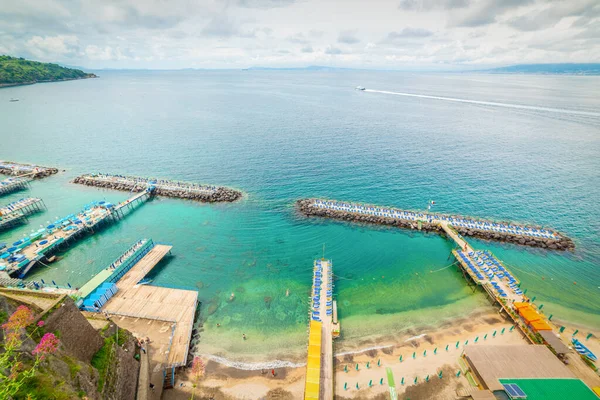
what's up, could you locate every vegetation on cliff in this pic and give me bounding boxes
[0,55,96,85]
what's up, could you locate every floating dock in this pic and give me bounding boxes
[304,259,338,400]
[73,173,242,203]
[0,178,29,196]
[0,189,153,278]
[297,199,574,251]
[0,161,58,179]
[0,198,46,231]
[77,239,198,378]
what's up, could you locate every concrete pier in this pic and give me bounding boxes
[304,259,336,400]
[0,197,46,231]
[73,173,242,203]
[0,161,58,179]
[297,199,574,251]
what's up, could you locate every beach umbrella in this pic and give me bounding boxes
[445,345,449,351]
[586,333,593,340]
[366,361,370,369]
[355,363,359,371]
[368,380,372,387]
[456,371,461,377]
[573,329,579,336]
[380,378,383,385]
[493,330,497,337]
[559,326,565,333]
[455,341,459,348]
[538,304,544,310]
[434,347,437,355]
[548,314,553,321]
[401,377,404,385]
[377,359,381,367]
[464,340,468,346]
[426,375,429,382]
[414,377,418,384]
[399,355,403,362]
[438,371,443,379]
[474,336,479,343]
[344,365,348,373]
[412,351,416,359]
[423,350,427,357]
[344,382,347,390]
[356,383,359,389]
[484,334,488,340]
[501,328,506,335]
[509,326,515,332]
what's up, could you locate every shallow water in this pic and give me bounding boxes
[1,70,599,362]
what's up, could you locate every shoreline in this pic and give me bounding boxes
[0,75,98,89]
[165,305,526,400]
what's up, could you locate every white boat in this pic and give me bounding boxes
[355,86,365,91]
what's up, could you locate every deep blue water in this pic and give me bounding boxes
[1,70,599,360]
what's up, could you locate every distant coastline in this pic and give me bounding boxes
[0,75,97,88]
[0,55,98,88]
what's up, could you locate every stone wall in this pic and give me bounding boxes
[42,297,104,363]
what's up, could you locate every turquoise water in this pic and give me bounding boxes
[1,71,599,362]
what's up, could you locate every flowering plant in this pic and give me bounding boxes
[0,306,60,398]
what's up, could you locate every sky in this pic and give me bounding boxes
[0,0,599,69]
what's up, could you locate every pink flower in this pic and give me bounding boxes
[32,333,60,360]
[37,320,45,327]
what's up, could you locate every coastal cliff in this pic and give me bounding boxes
[0,55,97,87]
[297,199,575,251]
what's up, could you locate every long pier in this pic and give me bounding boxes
[304,259,338,400]
[0,189,153,278]
[0,198,46,231]
[0,161,58,179]
[297,199,574,251]
[0,178,29,196]
[73,173,242,203]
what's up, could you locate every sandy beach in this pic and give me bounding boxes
[163,305,533,400]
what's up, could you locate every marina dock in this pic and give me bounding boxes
[0,198,46,231]
[73,173,242,203]
[0,178,29,196]
[77,239,198,383]
[0,189,153,278]
[304,259,339,400]
[297,199,574,250]
[0,161,59,179]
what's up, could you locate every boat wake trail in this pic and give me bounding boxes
[365,89,600,117]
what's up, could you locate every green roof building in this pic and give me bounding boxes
[498,378,599,400]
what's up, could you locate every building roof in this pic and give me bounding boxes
[464,345,574,391]
[539,330,570,354]
[498,378,598,400]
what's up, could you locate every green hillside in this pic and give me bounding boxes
[0,55,96,85]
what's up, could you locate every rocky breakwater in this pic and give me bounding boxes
[73,174,242,203]
[0,160,59,178]
[296,199,575,251]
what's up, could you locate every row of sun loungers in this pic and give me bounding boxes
[312,199,557,239]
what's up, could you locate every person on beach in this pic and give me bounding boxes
[242,333,247,340]
[271,369,276,377]
[286,288,290,297]
[216,323,221,327]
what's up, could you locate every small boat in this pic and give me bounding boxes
[355,86,366,91]
[9,98,19,102]
[46,255,57,263]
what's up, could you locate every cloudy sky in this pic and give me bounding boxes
[1,0,599,69]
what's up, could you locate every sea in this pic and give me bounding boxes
[1,70,599,367]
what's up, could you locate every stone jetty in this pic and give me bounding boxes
[0,161,59,178]
[73,173,242,203]
[297,199,575,251]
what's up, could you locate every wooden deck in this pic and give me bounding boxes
[102,245,197,367]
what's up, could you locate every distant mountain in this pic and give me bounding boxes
[0,55,97,86]
[244,65,354,71]
[484,63,600,75]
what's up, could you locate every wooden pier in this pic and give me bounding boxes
[100,244,198,368]
[0,178,29,196]
[297,198,574,250]
[0,198,46,232]
[0,161,58,179]
[304,259,337,400]
[73,173,242,203]
[1,191,152,278]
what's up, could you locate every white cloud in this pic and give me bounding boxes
[0,0,598,68]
